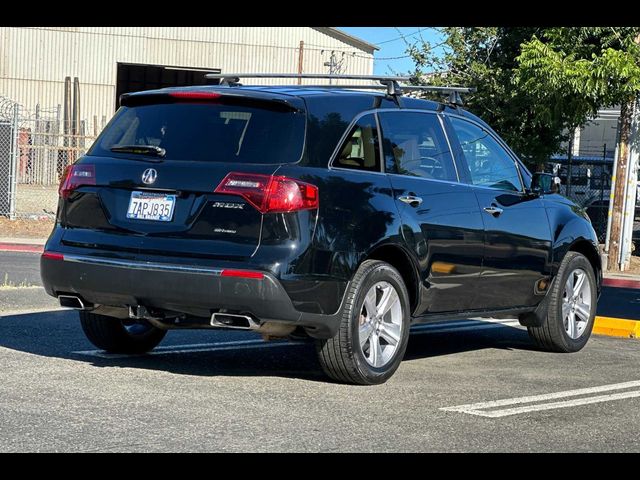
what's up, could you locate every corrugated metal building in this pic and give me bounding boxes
[0,27,376,130]
[0,27,375,219]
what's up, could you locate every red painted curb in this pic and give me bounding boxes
[0,243,44,254]
[603,277,640,290]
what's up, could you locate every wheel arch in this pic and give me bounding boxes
[520,238,601,328]
[568,238,602,284]
[546,205,602,289]
[366,243,420,315]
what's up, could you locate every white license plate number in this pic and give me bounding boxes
[126,191,176,222]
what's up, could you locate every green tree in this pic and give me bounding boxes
[409,28,555,168]
[516,28,640,110]
[516,27,640,271]
[408,27,640,169]
[409,27,640,271]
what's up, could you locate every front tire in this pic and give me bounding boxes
[79,311,167,353]
[528,252,597,352]
[316,260,410,385]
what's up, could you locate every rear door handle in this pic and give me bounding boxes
[398,195,423,207]
[483,206,504,217]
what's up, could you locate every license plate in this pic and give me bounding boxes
[126,191,176,222]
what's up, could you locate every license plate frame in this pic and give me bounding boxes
[126,191,176,222]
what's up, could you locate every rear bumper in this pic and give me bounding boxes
[41,252,344,338]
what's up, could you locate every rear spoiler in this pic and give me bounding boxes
[119,89,304,113]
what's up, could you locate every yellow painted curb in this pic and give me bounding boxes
[593,316,640,339]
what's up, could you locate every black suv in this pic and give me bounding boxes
[41,80,601,385]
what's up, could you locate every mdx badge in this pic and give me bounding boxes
[141,168,157,185]
[212,202,245,209]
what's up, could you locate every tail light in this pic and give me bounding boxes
[58,164,96,199]
[42,251,64,261]
[220,269,264,279]
[215,172,319,214]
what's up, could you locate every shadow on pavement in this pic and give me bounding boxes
[405,323,537,361]
[0,309,537,382]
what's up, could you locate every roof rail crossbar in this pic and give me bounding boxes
[203,73,475,104]
[205,73,412,95]
[205,73,413,82]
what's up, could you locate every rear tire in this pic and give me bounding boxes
[315,260,410,385]
[79,311,167,353]
[528,252,597,352]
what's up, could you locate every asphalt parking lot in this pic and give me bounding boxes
[2,251,640,452]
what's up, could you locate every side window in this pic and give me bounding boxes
[334,114,381,172]
[378,112,457,182]
[450,117,522,192]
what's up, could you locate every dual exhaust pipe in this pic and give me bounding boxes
[58,296,265,333]
[58,295,260,331]
[58,294,90,310]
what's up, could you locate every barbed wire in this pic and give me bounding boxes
[0,96,18,122]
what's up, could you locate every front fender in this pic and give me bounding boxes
[544,196,600,275]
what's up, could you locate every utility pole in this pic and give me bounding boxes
[605,34,640,272]
[323,51,337,85]
[607,99,639,271]
[297,41,304,85]
[607,101,632,271]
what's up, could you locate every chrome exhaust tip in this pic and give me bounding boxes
[210,312,260,330]
[58,295,87,310]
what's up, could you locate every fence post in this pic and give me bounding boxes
[566,135,573,198]
[9,103,19,220]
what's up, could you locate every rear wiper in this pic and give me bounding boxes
[110,145,166,158]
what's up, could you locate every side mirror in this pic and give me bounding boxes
[532,172,560,194]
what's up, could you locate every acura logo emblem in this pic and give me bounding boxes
[141,168,157,185]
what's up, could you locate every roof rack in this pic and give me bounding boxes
[203,73,475,105]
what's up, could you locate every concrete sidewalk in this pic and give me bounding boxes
[0,237,45,254]
[0,237,46,245]
[603,274,640,289]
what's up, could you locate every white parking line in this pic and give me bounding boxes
[441,380,640,417]
[72,318,522,359]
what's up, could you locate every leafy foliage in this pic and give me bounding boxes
[408,27,640,168]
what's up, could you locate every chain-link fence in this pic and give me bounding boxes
[548,145,631,244]
[0,96,98,220]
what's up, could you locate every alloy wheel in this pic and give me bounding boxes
[358,281,404,368]
[562,268,592,339]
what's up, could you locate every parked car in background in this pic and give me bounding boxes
[547,156,640,241]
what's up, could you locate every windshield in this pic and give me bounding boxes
[89,102,305,164]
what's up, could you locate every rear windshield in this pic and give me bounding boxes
[88,102,305,164]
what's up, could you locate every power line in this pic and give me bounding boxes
[372,54,414,61]
[376,28,430,46]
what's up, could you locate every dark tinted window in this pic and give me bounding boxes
[304,95,377,166]
[334,114,380,172]
[450,117,522,192]
[379,112,457,181]
[89,103,305,164]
